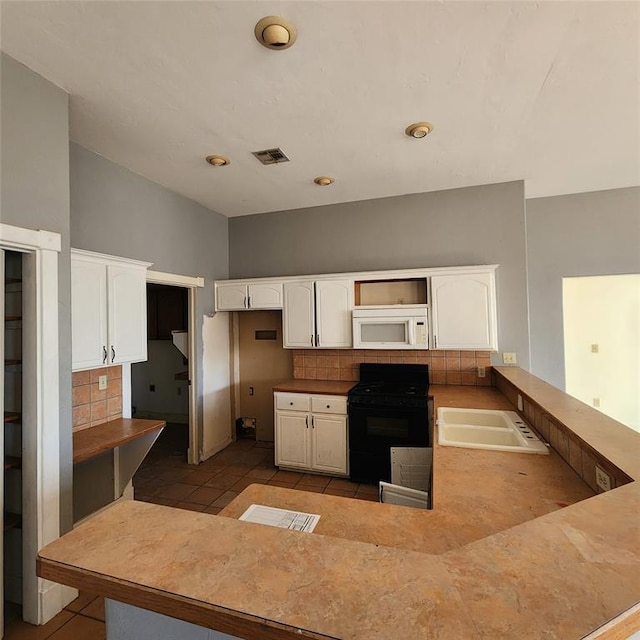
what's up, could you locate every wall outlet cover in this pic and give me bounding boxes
[502,352,517,364]
[98,375,107,391]
[477,366,486,378]
[595,465,612,492]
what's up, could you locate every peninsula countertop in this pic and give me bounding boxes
[38,375,640,640]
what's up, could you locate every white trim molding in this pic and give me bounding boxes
[1,223,65,624]
[147,269,204,288]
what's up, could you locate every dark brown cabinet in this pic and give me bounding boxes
[147,284,187,340]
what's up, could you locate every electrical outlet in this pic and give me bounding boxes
[98,375,107,391]
[249,386,254,396]
[517,394,523,411]
[593,397,600,408]
[149,384,155,392]
[502,352,517,364]
[595,465,611,492]
[477,366,486,378]
[591,344,599,353]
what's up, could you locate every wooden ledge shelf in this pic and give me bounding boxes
[73,418,165,464]
[4,412,21,424]
[4,456,22,471]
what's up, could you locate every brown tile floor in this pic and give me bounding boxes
[5,429,377,638]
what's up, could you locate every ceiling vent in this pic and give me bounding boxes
[252,148,290,165]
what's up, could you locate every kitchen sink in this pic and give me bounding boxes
[437,408,549,454]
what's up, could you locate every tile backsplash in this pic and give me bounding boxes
[292,349,491,385]
[72,366,123,431]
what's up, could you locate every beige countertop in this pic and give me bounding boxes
[38,373,640,640]
[272,379,355,395]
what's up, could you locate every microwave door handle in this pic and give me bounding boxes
[408,321,416,346]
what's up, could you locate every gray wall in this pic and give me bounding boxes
[70,143,228,447]
[526,187,640,389]
[229,181,529,368]
[0,54,74,532]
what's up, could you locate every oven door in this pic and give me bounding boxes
[348,403,430,452]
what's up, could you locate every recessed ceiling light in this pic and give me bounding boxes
[205,155,230,167]
[405,122,434,139]
[314,176,334,186]
[254,16,297,50]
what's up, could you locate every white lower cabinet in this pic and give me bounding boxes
[274,392,348,476]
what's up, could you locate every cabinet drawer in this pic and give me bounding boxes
[311,395,347,415]
[276,393,310,412]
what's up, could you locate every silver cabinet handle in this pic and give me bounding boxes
[326,404,330,409]
[305,415,309,428]
[316,334,320,347]
[247,296,251,309]
[310,335,314,347]
[103,346,108,364]
[311,416,315,428]
[434,335,438,349]
[111,346,115,363]
[243,295,247,308]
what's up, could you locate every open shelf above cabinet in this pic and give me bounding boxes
[354,278,428,307]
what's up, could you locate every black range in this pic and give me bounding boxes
[348,363,432,484]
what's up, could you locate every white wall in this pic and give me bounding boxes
[563,274,640,431]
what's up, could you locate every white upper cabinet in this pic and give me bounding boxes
[283,279,353,349]
[216,281,282,310]
[107,264,148,364]
[71,250,152,371]
[283,281,315,348]
[71,258,109,370]
[216,283,248,311]
[315,279,353,348]
[431,272,497,350]
[248,282,282,309]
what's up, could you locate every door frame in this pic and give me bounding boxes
[145,270,204,465]
[0,223,64,625]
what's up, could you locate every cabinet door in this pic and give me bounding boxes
[216,283,247,311]
[431,273,497,350]
[283,281,315,348]
[311,414,348,475]
[107,265,148,364]
[248,282,282,309]
[275,411,310,469]
[71,257,108,370]
[315,279,353,348]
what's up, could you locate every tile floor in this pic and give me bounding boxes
[5,425,377,638]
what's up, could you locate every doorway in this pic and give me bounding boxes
[236,311,292,442]
[563,274,640,431]
[131,283,191,462]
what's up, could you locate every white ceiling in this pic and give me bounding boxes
[1,1,638,217]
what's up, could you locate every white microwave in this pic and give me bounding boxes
[352,306,429,350]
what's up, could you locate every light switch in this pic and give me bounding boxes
[98,375,107,391]
[591,344,599,353]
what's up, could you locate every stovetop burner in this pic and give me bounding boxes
[348,363,430,408]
